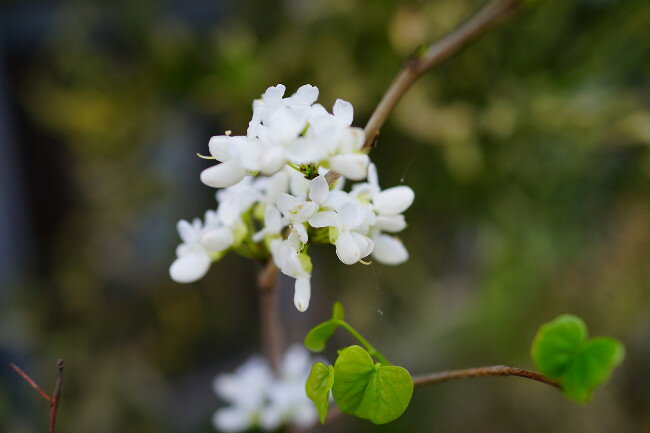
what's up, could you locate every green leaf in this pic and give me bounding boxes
[304,302,345,352]
[332,346,413,424]
[332,302,345,321]
[305,320,340,352]
[562,337,625,402]
[531,314,587,377]
[531,315,625,402]
[305,362,335,423]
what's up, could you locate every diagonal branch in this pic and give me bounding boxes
[325,0,523,186]
[412,365,560,389]
[10,363,53,403]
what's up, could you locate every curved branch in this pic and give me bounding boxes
[325,0,523,186]
[362,0,522,150]
[412,365,560,389]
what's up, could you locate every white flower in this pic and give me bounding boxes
[260,345,319,430]
[213,356,274,433]
[252,206,284,243]
[213,345,320,432]
[310,199,375,265]
[276,175,329,248]
[169,218,212,283]
[271,239,312,311]
[201,136,261,188]
[172,85,416,306]
[371,232,409,265]
[201,210,235,253]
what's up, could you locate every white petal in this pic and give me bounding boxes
[259,407,283,431]
[169,251,211,283]
[294,276,311,312]
[334,230,360,265]
[207,136,231,161]
[368,162,379,189]
[285,136,330,164]
[375,214,407,232]
[308,175,329,205]
[374,186,415,216]
[212,407,253,433]
[265,206,282,233]
[351,232,374,259]
[293,84,319,106]
[329,153,369,181]
[338,201,358,229]
[372,234,409,265]
[201,228,234,252]
[280,249,302,278]
[177,219,196,244]
[293,201,319,223]
[263,84,286,102]
[292,403,319,428]
[268,108,306,142]
[282,344,310,374]
[333,99,354,126]
[337,127,365,153]
[200,159,246,188]
[291,223,308,245]
[308,211,339,228]
[324,190,348,208]
[276,193,301,216]
[259,145,285,175]
[266,171,289,202]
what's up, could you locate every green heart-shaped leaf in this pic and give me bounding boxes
[305,362,335,423]
[531,314,625,402]
[304,302,345,352]
[531,314,587,377]
[305,320,340,352]
[561,337,625,402]
[332,345,413,424]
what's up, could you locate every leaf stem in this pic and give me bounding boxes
[338,321,390,366]
[412,365,560,389]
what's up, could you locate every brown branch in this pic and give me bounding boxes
[49,359,64,433]
[362,0,522,150]
[11,359,65,433]
[257,260,284,375]
[325,0,523,186]
[412,365,560,389]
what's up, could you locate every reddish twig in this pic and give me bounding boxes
[412,365,560,389]
[11,359,65,433]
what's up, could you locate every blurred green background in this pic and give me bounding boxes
[1,0,649,431]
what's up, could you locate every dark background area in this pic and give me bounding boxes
[1,0,649,432]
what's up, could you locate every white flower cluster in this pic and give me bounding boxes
[213,345,319,432]
[170,84,414,311]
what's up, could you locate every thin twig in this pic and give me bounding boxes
[257,260,284,375]
[325,0,523,186]
[11,359,65,433]
[412,365,560,389]
[10,363,52,403]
